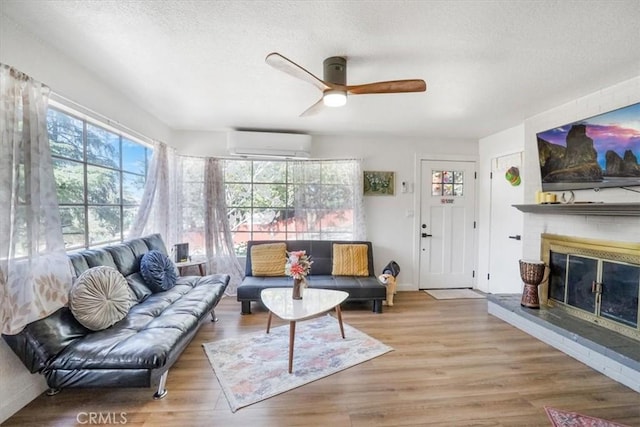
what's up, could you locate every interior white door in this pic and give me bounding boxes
[419,160,476,289]
[488,152,524,293]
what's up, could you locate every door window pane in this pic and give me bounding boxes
[431,170,464,196]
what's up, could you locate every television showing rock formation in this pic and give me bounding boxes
[537,102,640,191]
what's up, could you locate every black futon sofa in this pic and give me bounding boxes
[2,234,229,399]
[237,240,387,314]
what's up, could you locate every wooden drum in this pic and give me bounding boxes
[519,259,545,309]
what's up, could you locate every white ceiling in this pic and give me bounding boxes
[2,0,640,140]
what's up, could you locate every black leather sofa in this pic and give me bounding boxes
[237,240,386,314]
[2,234,229,399]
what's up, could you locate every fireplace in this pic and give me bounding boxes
[540,234,640,341]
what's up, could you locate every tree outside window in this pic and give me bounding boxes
[47,108,150,249]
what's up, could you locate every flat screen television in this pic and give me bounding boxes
[536,102,640,191]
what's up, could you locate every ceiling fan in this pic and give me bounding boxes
[265,52,427,116]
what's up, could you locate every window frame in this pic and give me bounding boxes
[224,159,358,255]
[47,106,151,250]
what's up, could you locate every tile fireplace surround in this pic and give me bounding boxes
[488,233,640,393]
[488,295,640,393]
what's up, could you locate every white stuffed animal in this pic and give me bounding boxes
[377,273,397,306]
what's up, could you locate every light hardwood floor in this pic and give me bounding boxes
[4,292,640,426]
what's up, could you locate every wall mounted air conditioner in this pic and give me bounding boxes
[227,131,312,158]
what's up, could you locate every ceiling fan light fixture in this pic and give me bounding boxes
[323,89,347,107]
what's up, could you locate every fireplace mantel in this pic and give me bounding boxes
[512,202,640,216]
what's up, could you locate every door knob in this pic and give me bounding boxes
[421,233,432,238]
[508,235,521,240]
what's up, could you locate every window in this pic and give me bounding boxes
[224,159,360,255]
[431,170,464,196]
[47,107,151,249]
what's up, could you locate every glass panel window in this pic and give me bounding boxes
[88,206,121,245]
[224,160,252,182]
[47,109,83,161]
[52,158,84,204]
[224,159,359,255]
[87,165,120,205]
[122,138,147,174]
[122,172,145,205]
[254,161,286,183]
[59,206,85,249]
[431,170,464,196]
[48,107,150,249]
[87,123,120,168]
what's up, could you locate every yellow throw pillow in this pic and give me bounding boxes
[251,243,287,276]
[332,244,369,276]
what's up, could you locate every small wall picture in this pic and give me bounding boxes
[363,171,395,195]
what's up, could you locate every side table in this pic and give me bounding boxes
[175,258,207,276]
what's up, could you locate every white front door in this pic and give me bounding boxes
[488,152,524,293]
[419,160,476,289]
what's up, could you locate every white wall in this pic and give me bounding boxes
[315,135,478,290]
[171,130,228,157]
[0,13,171,144]
[170,131,479,290]
[521,76,640,260]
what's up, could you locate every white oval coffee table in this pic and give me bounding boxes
[260,288,349,373]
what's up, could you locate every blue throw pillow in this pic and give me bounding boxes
[140,250,177,292]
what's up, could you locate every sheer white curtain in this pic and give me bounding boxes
[351,159,366,240]
[204,158,244,295]
[129,152,243,295]
[0,64,73,335]
[289,159,366,240]
[128,141,179,247]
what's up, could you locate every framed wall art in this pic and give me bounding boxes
[363,171,395,196]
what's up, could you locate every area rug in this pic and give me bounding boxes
[202,315,393,412]
[424,289,485,299]
[545,406,630,427]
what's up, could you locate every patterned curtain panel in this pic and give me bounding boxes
[204,158,244,295]
[0,64,73,335]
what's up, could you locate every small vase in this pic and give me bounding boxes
[292,278,305,300]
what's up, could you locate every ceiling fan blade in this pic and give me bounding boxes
[266,52,331,92]
[346,79,426,95]
[299,97,325,117]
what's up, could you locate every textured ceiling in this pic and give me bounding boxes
[2,0,640,140]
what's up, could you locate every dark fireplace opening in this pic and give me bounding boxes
[542,234,640,342]
[549,253,639,329]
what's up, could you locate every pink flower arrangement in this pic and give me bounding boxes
[285,250,313,280]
